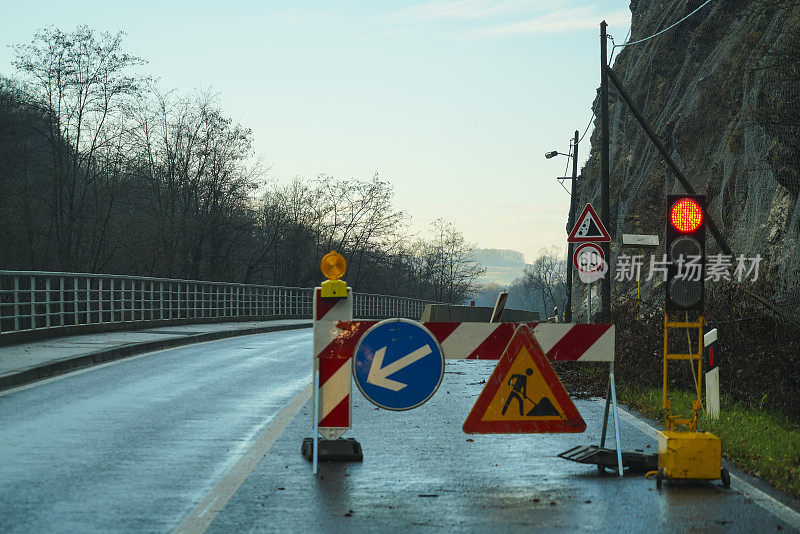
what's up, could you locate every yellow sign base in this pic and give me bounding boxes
[656,430,727,487]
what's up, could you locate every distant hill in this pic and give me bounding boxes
[470,248,525,267]
[470,248,528,286]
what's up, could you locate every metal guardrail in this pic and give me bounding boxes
[0,271,435,335]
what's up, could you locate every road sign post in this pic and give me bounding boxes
[621,234,660,314]
[566,225,623,475]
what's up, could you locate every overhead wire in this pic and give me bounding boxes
[615,0,713,49]
[574,26,630,148]
[577,4,708,195]
[578,113,594,144]
[557,143,573,195]
[576,1,712,148]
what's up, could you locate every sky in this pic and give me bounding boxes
[0,0,631,264]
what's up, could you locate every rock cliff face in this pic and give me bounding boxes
[576,0,800,305]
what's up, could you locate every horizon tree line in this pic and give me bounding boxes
[0,26,486,304]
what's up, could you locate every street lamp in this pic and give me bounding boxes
[545,130,580,323]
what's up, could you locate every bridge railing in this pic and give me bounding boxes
[352,292,430,321]
[0,271,436,337]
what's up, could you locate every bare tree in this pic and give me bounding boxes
[12,26,145,271]
[129,90,258,279]
[314,174,406,289]
[416,219,485,303]
[522,246,566,316]
[249,178,324,285]
[2,25,491,300]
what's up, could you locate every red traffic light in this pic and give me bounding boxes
[670,197,703,233]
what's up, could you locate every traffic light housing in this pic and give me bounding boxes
[665,195,706,312]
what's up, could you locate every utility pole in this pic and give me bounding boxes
[565,129,579,323]
[600,20,611,324]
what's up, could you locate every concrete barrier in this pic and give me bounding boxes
[420,304,539,323]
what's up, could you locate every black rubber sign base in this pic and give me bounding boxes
[302,438,363,462]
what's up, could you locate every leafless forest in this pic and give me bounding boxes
[0,27,494,304]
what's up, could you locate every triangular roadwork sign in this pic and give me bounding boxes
[463,326,586,434]
[568,203,611,243]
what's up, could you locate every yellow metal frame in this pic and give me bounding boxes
[662,312,704,431]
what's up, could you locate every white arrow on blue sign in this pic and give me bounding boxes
[352,318,445,411]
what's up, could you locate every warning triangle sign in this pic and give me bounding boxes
[463,326,586,434]
[568,203,610,243]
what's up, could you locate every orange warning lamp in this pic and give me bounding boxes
[320,251,348,298]
[670,197,703,233]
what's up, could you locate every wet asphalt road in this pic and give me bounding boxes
[208,359,799,533]
[1,331,799,533]
[0,331,311,533]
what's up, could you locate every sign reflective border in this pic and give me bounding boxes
[568,203,611,243]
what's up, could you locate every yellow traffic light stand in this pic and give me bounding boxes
[650,313,730,488]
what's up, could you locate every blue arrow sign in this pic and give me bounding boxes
[353,319,445,411]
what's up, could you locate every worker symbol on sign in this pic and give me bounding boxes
[502,369,532,416]
[501,369,560,417]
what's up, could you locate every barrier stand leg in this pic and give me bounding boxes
[312,364,320,475]
[610,364,623,477]
[599,379,612,449]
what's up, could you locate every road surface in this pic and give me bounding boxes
[1,330,798,532]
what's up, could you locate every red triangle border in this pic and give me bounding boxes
[462,327,586,434]
[567,203,611,243]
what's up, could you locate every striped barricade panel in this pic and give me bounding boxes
[324,321,614,362]
[433,322,614,361]
[312,288,354,441]
[312,319,614,440]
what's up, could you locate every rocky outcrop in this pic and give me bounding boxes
[576,0,800,303]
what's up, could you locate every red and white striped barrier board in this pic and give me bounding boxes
[313,288,353,440]
[323,322,614,363]
[312,317,613,441]
[432,322,614,361]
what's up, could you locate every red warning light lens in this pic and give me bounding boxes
[670,198,703,233]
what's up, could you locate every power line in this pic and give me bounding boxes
[563,144,572,177]
[579,112,594,144]
[616,0,713,48]
[564,5,712,197]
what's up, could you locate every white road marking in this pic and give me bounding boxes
[616,405,800,530]
[173,382,312,534]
